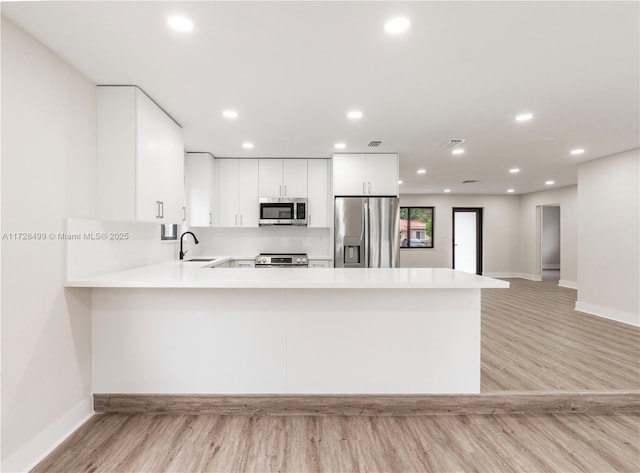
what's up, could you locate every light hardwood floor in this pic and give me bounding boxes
[32,412,640,473]
[32,278,640,472]
[481,278,640,391]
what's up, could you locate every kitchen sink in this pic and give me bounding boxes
[185,258,215,262]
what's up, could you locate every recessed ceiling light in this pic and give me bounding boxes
[242,142,254,149]
[417,169,427,174]
[570,148,585,155]
[451,148,465,155]
[507,189,515,193]
[167,16,194,32]
[384,17,410,34]
[444,189,451,193]
[509,168,520,173]
[222,110,238,119]
[334,143,346,150]
[545,180,555,185]
[398,180,403,185]
[515,113,533,122]
[347,110,363,120]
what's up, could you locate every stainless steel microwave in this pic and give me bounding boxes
[259,197,308,226]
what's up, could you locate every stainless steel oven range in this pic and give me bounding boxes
[255,253,308,268]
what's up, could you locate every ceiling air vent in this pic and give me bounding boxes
[439,139,466,150]
[367,140,383,147]
[461,179,479,184]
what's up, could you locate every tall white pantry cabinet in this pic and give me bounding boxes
[97,86,185,223]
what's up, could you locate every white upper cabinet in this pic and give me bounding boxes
[185,152,216,226]
[365,153,399,196]
[307,159,330,227]
[97,86,185,223]
[258,159,308,198]
[332,154,366,196]
[217,159,259,227]
[333,153,399,196]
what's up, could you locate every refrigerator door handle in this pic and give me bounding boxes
[363,201,370,267]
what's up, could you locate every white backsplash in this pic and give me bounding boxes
[191,226,332,258]
[66,219,332,279]
[66,218,178,279]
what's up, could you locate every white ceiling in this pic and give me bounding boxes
[3,1,639,194]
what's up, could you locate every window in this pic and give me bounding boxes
[399,207,434,248]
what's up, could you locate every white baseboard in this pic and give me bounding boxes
[575,301,640,327]
[483,272,520,279]
[2,397,94,473]
[518,273,543,281]
[558,280,577,289]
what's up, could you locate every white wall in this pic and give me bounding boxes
[518,186,577,285]
[576,148,639,326]
[398,194,520,275]
[542,206,561,269]
[1,17,96,471]
[65,218,177,281]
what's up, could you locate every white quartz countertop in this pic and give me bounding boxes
[65,260,509,289]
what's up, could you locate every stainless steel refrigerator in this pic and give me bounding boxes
[334,197,400,268]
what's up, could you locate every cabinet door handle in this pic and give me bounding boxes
[362,182,366,194]
[368,182,372,194]
[284,185,287,196]
[159,201,164,219]
[280,185,282,196]
[155,201,162,219]
[209,213,213,225]
[182,206,186,221]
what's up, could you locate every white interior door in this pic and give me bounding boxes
[454,211,478,274]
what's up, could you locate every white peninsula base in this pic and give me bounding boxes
[92,286,483,394]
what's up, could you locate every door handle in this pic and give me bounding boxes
[159,201,164,219]
[209,213,213,225]
[280,185,282,196]
[182,206,186,221]
[284,185,287,196]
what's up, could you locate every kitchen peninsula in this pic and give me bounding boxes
[66,263,508,395]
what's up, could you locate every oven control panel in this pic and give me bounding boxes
[255,253,308,267]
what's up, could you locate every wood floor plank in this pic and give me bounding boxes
[33,278,640,472]
[481,277,640,391]
[31,413,640,473]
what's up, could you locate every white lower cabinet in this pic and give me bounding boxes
[309,260,331,268]
[217,159,259,227]
[231,259,255,268]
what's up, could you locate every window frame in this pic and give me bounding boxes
[399,206,435,249]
